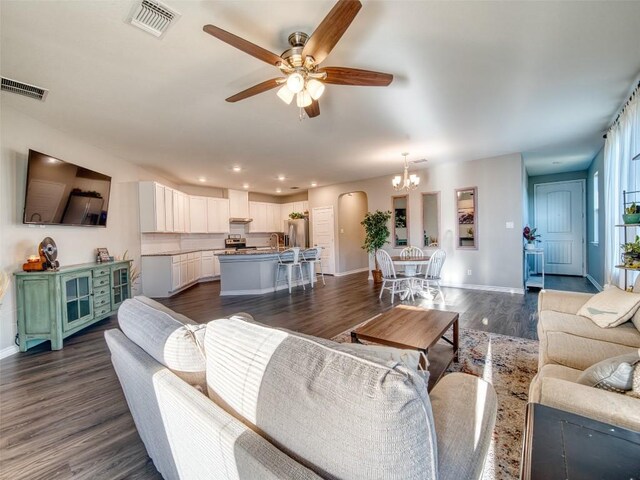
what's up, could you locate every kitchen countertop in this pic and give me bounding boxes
[141,247,276,257]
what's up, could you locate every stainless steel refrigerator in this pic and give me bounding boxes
[287,218,309,248]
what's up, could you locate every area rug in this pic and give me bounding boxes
[332,320,539,480]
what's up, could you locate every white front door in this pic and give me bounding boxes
[312,206,336,275]
[534,181,585,276]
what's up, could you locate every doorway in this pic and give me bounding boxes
[534,180,585,276]
[337,192,368,273]
[312,206,336,275]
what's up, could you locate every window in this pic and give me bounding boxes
[593,171,599,244]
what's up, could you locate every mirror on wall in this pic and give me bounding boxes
[392,195,408,247]
[421,192,440,247]
[456,187,477,249]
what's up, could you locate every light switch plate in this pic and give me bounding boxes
[506,222,514,229]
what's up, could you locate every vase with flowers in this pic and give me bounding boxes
[523,226,541,250]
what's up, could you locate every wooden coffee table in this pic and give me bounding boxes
[351,305,459,390]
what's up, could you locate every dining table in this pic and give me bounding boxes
[390,255,431,299]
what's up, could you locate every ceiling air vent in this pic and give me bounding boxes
[1,77,48,101]
[127,0,180,38]
[410,158,428,165]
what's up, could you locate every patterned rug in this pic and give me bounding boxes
[332,320,539,480]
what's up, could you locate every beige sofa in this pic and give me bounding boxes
[106,296,497,480]
[530,277,640,431]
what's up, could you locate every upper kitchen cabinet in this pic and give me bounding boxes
[207,197,230,233]
[249,202,282,232]
[189,196,208,233]
[172,190,188,233]
[140,181,175,233]
[228,189,250,219]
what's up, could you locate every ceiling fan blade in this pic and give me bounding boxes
[302,0,362,65]
[305,100,320,118]
[320,67,393,86]
[203,25,283,66]
[225,78,282,103]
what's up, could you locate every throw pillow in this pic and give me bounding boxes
[577,351,640,393]
[577,287,640,328]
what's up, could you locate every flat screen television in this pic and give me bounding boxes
[23,150,112,227]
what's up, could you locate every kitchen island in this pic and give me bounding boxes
[216,250,314,295]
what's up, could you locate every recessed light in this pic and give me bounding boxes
[198,176,206,182]
[276,188,282,193]
[277,175,286,181]
[232,166,242,172]
[242,183,249,189]
[310,182,317,187]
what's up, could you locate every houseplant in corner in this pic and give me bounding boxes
[361,210,392,284]
[523,226,541,250]
[621,235,640,268]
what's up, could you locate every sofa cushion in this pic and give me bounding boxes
[538,311,640,370]
[430,373,497,480]
[118,297,207,391]
[204,317,438,480]
[577,351,640,392]
[577,287,640,328]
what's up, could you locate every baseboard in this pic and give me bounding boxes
[586,274,603,292]
[334,267,369,277]
[440,282,525,295]
[0,345,19,360]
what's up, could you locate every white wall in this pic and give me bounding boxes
[0,106,172,354]
[309,153,525,292]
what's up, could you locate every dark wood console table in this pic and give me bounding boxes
[520,403,640,479]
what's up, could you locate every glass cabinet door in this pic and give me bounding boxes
[112,266,130,308]
[62,272,93,330]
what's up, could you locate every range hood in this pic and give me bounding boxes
[229,217,253,224]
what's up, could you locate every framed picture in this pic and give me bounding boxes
[96,247,110,262]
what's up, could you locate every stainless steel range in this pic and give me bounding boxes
[224,235,256,250]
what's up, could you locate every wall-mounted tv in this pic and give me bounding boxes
[23,150,112,227]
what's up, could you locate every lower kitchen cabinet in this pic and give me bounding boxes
[14,260,132,352]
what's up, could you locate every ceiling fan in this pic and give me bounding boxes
[203,0,393,119]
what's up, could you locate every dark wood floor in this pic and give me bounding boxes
[0,272,591,479]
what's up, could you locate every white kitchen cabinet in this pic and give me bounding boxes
[228,189,250,218]
[269,203,281,232]
[189,196,208,233]
[173,190,188,233]
[171,261,180,291]
[207,197,230,233]
[293,201,306,214]
[201,251,215,278]
[249,202,268,232]
[194,251,202,280]
[139,182,173,233]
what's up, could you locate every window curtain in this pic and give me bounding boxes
[604,84,639,289]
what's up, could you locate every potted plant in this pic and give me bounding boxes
[623,203,640,225]
[523,226,541,250]
[289,212,305,219]
[361,210,392,284]
[621,235,640,268]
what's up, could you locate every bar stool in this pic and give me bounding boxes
[302,247,325,287]
[275,247,305,294]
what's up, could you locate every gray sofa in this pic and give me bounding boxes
[105,296,497,479]
[530,277,640,431]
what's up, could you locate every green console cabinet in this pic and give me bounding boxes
[14,260,132,352]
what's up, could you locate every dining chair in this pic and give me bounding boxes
[376,250,413,303]
[417,249,446,302]
[400,246,426,274]
[301,247,325,287]
[275,247,305,294]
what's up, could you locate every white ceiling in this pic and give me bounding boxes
[2,1,639,191]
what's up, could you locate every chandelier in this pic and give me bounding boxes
[392,153,420,191]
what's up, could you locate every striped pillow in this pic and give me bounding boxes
[118,297,207,391]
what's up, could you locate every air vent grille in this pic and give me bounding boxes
[1,77,48,101]
[128,0,180,38]
[410,158,428,165]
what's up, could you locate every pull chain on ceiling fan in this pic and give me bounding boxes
[203,0,393,119]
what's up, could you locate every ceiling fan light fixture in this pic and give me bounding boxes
[306,78,325,100]
[296,90,312,108]
[286,72,305,93]
[277,85,295,104]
